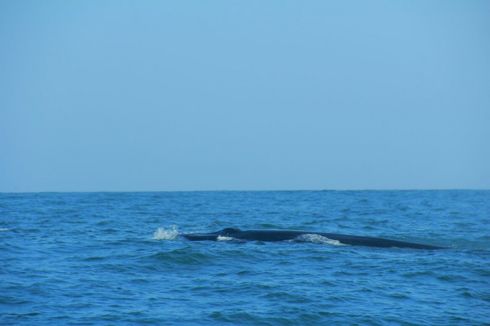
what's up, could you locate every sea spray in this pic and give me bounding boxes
[153,225,179,240]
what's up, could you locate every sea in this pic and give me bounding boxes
[1,190,489,325]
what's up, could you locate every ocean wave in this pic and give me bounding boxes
[2,191,488,325]
[148,248,212,265]
[295,233,347,246]
[153,226,179,240]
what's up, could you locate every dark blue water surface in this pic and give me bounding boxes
[1,191,489,325]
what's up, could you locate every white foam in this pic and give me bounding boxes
[153,225,179,240]
[296,234,346,246]
[217,235,234,241]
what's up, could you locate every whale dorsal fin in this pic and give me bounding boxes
[221,227,241,234]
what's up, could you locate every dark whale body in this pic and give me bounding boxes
[182,228,444,249]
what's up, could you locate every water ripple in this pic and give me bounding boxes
[1,190,489,325]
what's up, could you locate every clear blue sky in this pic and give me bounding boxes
[1,0,489,192]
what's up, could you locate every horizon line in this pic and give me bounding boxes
[1,188,489,194]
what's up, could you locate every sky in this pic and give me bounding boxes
[1,0,489,192]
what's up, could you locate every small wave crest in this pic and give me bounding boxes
[0,228,10,232]
[217,235,234,241]
[296,234,346,246]
[153,225,179,240]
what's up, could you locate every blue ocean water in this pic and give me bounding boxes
[1,190,489,325]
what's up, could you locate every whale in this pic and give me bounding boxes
[182,227,444,249]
